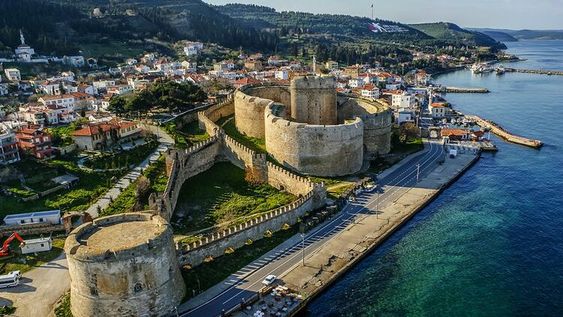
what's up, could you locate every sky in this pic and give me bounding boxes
[204,0,563,30]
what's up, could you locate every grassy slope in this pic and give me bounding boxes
[173,162,295,235]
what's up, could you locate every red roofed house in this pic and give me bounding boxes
[429,102,452,118]
[16,127,55,159]
[71,120,141,151]
[441,128,471,141]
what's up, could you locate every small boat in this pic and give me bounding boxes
[496,65,506,75]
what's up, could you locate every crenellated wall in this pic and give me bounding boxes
[234,85,291,139]
[177,191,316,267]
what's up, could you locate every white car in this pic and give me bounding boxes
[262,274,277,286]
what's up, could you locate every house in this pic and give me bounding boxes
[16,127,55,159]
[415,70,430,86]
[93,80,116,92]
[184,42,204,56]
[4,68,21,82]
[325,61,339,70]
[348,78,364,88]
[233,77,260,89]
[391,92,414,110]
[3,210,61,226]
[441,128,471,141]
[71,120,141,151]
[429,102,451,118]
[275,70,289,81]
[38,94,76,109]
[396,108,416,125]
[360,84,380,100]
[0,130,21,165]
[106,85,133,96]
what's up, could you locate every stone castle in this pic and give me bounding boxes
[234,76,393,177]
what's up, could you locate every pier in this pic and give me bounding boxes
[505,67,563,76]
[466,115,543,149]
[436,86,490,93]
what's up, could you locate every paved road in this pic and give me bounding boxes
[180,141,445,317]
[0,253,69,317]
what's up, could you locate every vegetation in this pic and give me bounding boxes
[54,292,73,317]
[101,156,168,216]
[47,119,89,147]
[173,163,295,235]
[108,80,207,115]
[163,121,209,149]
[409,22,506,50]
[84,139,158,170]
[0,238,65,274]
[182,226,298,300]
[221,116,267,153]
[0,306,16,316]
[0,157,123,218]
[391,124,424,155]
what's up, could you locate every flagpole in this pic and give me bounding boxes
[371,2,374,20]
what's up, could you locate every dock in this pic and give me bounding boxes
[466,115,543,149]
[505,67,563,76]
[436,86,490,93]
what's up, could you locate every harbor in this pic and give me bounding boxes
[436,86,489,93]
[504,67,563,76]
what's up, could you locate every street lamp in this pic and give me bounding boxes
[299,222,306,266]
[416,164,421,183]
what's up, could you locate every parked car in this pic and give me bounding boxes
[262,274,277,286]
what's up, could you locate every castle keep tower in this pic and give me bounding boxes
[290,76,338,125]
[65,213,185,317]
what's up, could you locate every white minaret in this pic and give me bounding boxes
[20,29,26,45]
[312,55,317,75]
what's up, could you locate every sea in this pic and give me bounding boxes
[305,40,563,316]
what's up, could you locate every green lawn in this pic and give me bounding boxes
[173,162,295,235]
[220,116,267,153]
[179,121,210,145]
[0,158,123,219]
[182,226,298,300]
[0,238,65,274]
[391,138,424,154]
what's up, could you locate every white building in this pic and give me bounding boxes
[360,84,380,100]
[39,94,76,109]
[184,42,204,56]
[429,102,451,118]
[4,68,21,82]
[20,237,53,255]
[14,31,35,62]
[275,70,289,81]
[3,210,61,226]
[348,78,364,88]
[396,108,416,125]
[391,92,414,110]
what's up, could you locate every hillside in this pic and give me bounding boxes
[410,22,506,49]
[0,0,279,59]
[215,4,431,42]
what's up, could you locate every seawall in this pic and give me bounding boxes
[284,150,481,316]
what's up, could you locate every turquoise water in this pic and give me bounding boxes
[306,41,563,316]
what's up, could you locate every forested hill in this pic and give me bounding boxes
[409,22,507,49]
[0,0,279,57]
[215,4,430,41]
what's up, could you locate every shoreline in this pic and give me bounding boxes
[288,150,480,316]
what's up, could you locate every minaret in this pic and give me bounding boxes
[20,29,25,46]
[312,55,317,75]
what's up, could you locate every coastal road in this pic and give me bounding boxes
[179,141,445,317]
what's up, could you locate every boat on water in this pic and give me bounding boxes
[496,65,506,75]
[470,63,493,74]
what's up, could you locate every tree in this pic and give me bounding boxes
[400,122,420,143]
[108,96,126,114]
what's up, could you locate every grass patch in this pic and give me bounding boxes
[84,140,158,170]
[54,292,72,317]
[0,238,65,275]
[392,138,424,154]
[173,162,295,234]
[0,158,123,219]
[179,121,210,145]
[220,116,267,153]
[182,226,298,299]
[0,306,16,315]
[100,156,168,217]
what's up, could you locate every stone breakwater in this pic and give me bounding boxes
[466,115,543,149]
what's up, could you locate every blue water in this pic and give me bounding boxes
[306,41,563,316]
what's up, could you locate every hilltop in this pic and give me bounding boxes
[409,22,507,49]
[473,28,563,41]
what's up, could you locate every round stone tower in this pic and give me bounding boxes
[290,76,338,125]
[64,213,185,317]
